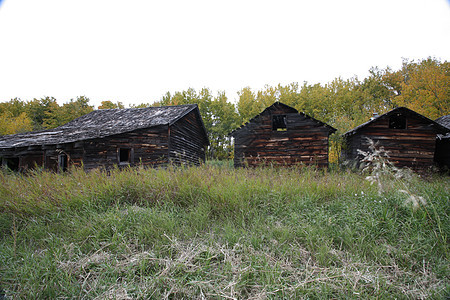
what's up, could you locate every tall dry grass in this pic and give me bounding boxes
[0,162,448,298]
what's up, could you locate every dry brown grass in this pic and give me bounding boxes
[55,234,443,299]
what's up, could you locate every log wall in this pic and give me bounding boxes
[344,114,439,170]
[1,119,208,172]
[82,125,170,171]
[0,106,209,172]
[169,109,207,165]
[233,105,333,168]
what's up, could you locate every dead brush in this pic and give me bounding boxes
[56,235,442,299]
[357,138,426,210]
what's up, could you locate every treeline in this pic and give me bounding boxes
[1,57,449,159]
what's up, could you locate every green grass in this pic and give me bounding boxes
[0,164,449,299]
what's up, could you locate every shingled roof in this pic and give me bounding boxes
[344,107,450,136]
[435,115,450,129]
[435,115,450,139]
[0,104,204,149]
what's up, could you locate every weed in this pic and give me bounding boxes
[0,164,448,298]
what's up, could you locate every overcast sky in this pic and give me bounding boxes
[0,0,449,108]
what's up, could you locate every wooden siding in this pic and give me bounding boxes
[0,105,209,172]
[0,115,208,171]
[233,105,332,168]
[1,146,73,172]
[169,109,207,165]
[1,147,44,171]
[344,114,440,170]
[81,125,169,171]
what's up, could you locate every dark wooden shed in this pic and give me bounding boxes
[342,107,449,171]
[434,115,450,169]
[230,102,336,168]
[0,104,209,172]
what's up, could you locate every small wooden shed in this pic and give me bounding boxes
[342,107,449,171]
[0,104,209,172]
[434,115,450,169]
[230,102,336,168]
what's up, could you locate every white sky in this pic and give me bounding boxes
[0,0,449,108]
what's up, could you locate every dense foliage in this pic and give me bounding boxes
[1,57,449,159]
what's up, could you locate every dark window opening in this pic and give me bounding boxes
[389,114,407,129]
[272,115,287,131]
[2,157,20,171]
[119,148,131,164]
[58,154,68,172]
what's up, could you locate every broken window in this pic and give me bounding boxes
[272,115,287,131]
[119,148,131,164]
[2,157,19,171]
[58,154,68,172]
[389,114,407,129]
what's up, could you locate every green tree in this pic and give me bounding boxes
[277,83,301,107]
[59,96,94,125]
[98,100,125,110]
[256,85,279,108]
[296,82,330,121]
[237,87,260,123]
[158,88,241,159]
[130,103,151,108]
[0,98,27,117]
[25,97,61,130]
[209,91,241,159]
[361,67,395,111]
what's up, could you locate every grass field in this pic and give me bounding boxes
[0,162,448,299]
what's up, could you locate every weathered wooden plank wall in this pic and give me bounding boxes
[169,110,207,165]
[0,105,209,172]
[82,125,169,171]
[233,104,333,168]
[344,113,440,170]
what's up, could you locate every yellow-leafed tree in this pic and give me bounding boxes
[0,112,33,135]
[387,58,450,119]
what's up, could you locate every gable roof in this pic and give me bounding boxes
[0,104,207,149]
[230,102,336,136]
[344,107,450,137]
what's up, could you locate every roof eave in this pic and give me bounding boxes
[344,107,450,136]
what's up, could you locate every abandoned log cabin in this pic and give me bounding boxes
[342,107,450,171]
[230,102,337,168]
[435,114,450,169]
[0,104,209,172]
